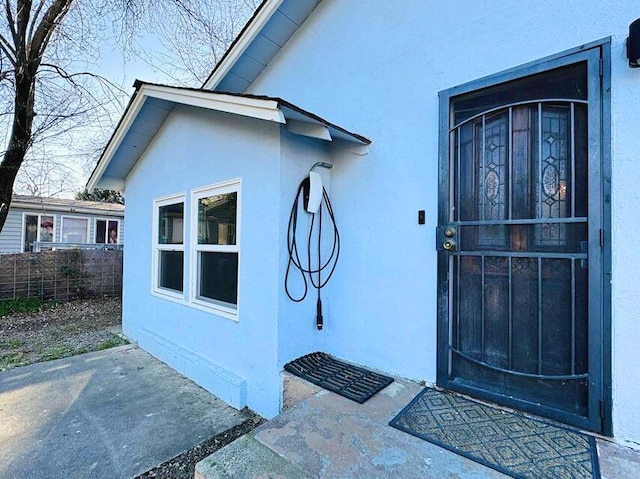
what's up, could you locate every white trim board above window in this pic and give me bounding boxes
[190,179,241,321]
[152,193,186,301]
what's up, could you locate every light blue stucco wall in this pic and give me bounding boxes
[245,0,640,445]
[276,130,333,367]
[123,104,285,418]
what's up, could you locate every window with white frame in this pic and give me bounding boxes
[191,180,240,315]
[23,214,55,252]
[153,194,185,297]
[95,219,120,244]
[61,216,89,243]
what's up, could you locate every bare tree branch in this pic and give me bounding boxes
[0,0,259,234]
[0,31,17,64]
[5,0,18,48]
[40,62,128,96]
[29,0,72,69]
[26,0,47,44]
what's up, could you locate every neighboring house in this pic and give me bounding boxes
[0,195,124,253]
[88,0,640,448]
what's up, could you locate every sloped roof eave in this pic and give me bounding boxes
[87,82,370,191]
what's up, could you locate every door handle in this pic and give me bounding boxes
[436,226,458,251]
[443,239,457,251]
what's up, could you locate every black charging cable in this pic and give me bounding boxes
[285,179,340,330]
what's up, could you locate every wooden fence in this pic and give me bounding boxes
[0,249,123,301]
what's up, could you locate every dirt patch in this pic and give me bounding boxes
[136,413,265,479]
[0,297,126,370]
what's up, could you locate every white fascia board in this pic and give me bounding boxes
[143,84,285,124]
[286,119,332,141]
[87,83,286,191]
[86,91,148,191]
[203,0,284,90]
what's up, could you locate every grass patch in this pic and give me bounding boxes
[6,339,22,348]
[0,298,57,316]
[0,351,29,369]
[40,344,80,361]
[37,334,129,363]
[94,336,128,351]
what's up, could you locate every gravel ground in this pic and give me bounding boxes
[136,414,266,479]
[0,297,127,370]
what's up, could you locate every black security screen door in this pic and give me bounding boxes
[437,50,606,433]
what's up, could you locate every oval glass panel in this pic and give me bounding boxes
[485,170,499,200]
[543,165,559,197]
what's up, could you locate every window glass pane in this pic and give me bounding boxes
[159,250,183,292]
[199,252,238,306]
[159,203,184,244]
[24,215,38,251]
[40,216,54,242]
[96,220,106,243]
[62,218,88,243]
[108,221,119,244]
[198,193,237,245]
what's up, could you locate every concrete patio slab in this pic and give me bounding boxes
[195,435,312,479]
[255,379,508,478]
[0,344,250,479]
[200,375,640,478]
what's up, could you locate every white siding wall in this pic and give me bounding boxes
[0,208,23,253]
[0,206,125,254]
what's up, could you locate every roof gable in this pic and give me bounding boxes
[87,82,369,191]
[202,0,321,92]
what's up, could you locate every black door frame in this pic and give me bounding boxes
[436,39,612,435]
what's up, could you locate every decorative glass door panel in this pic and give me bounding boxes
[439,55,604,432]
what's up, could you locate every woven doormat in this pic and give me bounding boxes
[390,388,600,479]
[284,352,393,404]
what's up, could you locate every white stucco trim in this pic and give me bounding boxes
[202,0,284,90]
[137,327,247,410]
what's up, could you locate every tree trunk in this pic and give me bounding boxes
[0,71,36,233]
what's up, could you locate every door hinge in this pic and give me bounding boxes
[599,400,605,418]
[599,228,604,247]
[599,58,604,77]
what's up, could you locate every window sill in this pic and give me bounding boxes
[149,290,239,322]
[190,297,239,322]
[151,288,185,304]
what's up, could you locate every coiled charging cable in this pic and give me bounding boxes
[285,180,340,330]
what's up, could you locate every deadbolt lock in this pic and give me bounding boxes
[444,227,456,238]
[443,239,457,251]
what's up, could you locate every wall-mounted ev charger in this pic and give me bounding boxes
[303,170,323,213]
[286,161,338,330]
